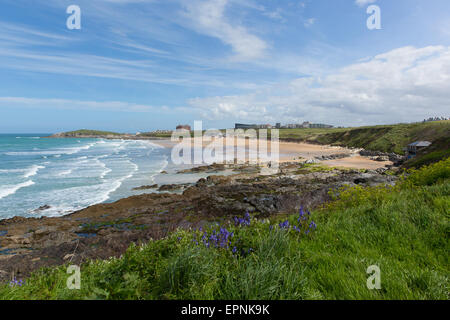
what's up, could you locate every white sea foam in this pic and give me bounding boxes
[23,165,45,178]
[94,157,112,179]
[57,169,73,176]
[5,142,97,157]
[63,142,97,155]
[0,168,25,174]
[34,168,136,216]
[6,151,61,156]
[0,137,169,219]
[0,165,45,178]
[0,180,35,200]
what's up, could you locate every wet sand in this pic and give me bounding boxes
[151,138,391,170]
[322,156,392,169]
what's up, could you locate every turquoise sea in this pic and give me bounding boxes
[0,134,169,219]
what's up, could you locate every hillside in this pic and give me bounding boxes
[50,129,124,138]
[277,121,450,155]
[403,136,450,168]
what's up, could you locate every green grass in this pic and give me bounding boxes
[62,129,122,136]
[275,121,450,154]
[1,158,448,300]
[139,131,174,138]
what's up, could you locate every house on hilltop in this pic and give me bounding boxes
[176,125,191,131]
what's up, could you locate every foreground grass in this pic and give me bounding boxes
[1,159,449,300]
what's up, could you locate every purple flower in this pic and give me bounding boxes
[299,206,305,218]
[279,220,290,229]
[9,277,24,288]
[234,211,251,227]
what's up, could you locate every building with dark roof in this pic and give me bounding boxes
[406,141,432,159]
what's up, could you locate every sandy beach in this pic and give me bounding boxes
[151,137,392,170]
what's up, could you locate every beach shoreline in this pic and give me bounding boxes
[149,137,394,169]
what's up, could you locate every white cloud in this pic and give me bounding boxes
[304,18,316,28]
[180,0,268,60]
[0,97,171,113]
[186,46,450,126]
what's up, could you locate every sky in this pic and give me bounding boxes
[0,0,449,133]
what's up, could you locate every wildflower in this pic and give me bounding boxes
[299,206,305,218]
[309,221,317,230]
[9,277,24,288]
[234,211,251,227]
[279,220,290,229]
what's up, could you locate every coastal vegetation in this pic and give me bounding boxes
[53,129,122,137]
[1,158,448,300]
[276,120,450,155]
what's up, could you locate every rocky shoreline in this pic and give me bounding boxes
[0,160,398,283]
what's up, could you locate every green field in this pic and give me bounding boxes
[2,158,448,300]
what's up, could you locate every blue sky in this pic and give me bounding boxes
[0,0,449,133]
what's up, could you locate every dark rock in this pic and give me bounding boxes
[359,150,405,163]
[31,205,51,213]
[132,184,158,190]
[316,153,351,161]
[157,184,190,192]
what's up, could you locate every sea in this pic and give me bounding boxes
[0,134,170,220]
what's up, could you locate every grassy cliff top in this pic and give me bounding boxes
[276,120,450,154]
[61,129,123,136]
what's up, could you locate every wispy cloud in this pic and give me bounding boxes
[180,0,268,61]
[304,18,316,28]
[0,96,171,113]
